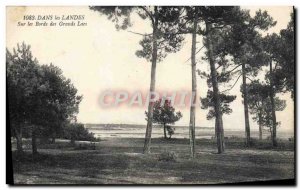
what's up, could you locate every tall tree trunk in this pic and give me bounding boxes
[70,138,75,145]
[206,22,225,153]
[242,62,251,146]
[14,127,23,154]
[189,17,197,159]
[163,123,167,139]
[269,61,277,147]
[258,111,263,140]
[51,132,56,144]
[220,115,225,148]
[51,137,56,144]
[32,127,38,155]
[266,110,273,140]
[143,7,158,154]
[214,121,217,139]
[269,126,273,140]
[214,117,223,139]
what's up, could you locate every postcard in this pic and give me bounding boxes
[6,6,295,185]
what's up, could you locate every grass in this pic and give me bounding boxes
[11,137,294,184]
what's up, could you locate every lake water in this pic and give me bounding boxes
[85,124,294,140]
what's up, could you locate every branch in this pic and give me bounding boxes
[221,73,242,93]
[202,23,231,36]
[177,19,192,34]
[157,38,168,46]
[158,44,168,50]
[179,8,185,18]
[224,63,242,76]
[211,25,226,30]
[139,6,155,26]
[184,45,205,63]
[246,76,254,82]
[216,64,223,71]
[127,30,152,36]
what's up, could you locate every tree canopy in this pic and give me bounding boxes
[7,42,82,154]
[145,99,182,139]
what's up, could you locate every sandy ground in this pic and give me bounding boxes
[11,137,295,184]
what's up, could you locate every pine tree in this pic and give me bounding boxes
[90,6,184,153]
[145,99,182,139]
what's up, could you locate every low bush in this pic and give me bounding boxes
[60,123,98,142]
[158,151,177,162]
[74,142,97,150]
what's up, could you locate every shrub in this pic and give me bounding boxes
[74,142,96,150]
[228,135,240,140]
[61,123,97,142]
[158,151,177,162]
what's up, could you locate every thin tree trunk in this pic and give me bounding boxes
[220,115,225,148]
[189,17,197,159]
[51,132,56,144]
[214,121,217,139]
[163,123,167,139]
[14,127,23,154]
[143,7,158,154]
[32,127,38,155]
[269,61,277,147]
[70,138,75,145]
[206,22,224,153]
[258,112,263,140]
[266,110,273,140]
[242,62,251,146]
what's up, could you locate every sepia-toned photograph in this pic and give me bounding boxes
[6,5,295,185]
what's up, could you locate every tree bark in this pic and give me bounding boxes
[269,61,277,147]
[189,17,197,159]
[220,115,225,148]
[206,22,225,153]
[51,132,56,144]
[266,110,273,140]
[14,127,23,154]
[269,126,273,140]
[143,7,158,154]
[258,112,263,140]
[70,138,75,145]
[242,62,251,146]
[163,123,167,139]
[214,121,217,139]
[32,127,38,155]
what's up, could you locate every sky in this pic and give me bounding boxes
[6,6,294,133]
